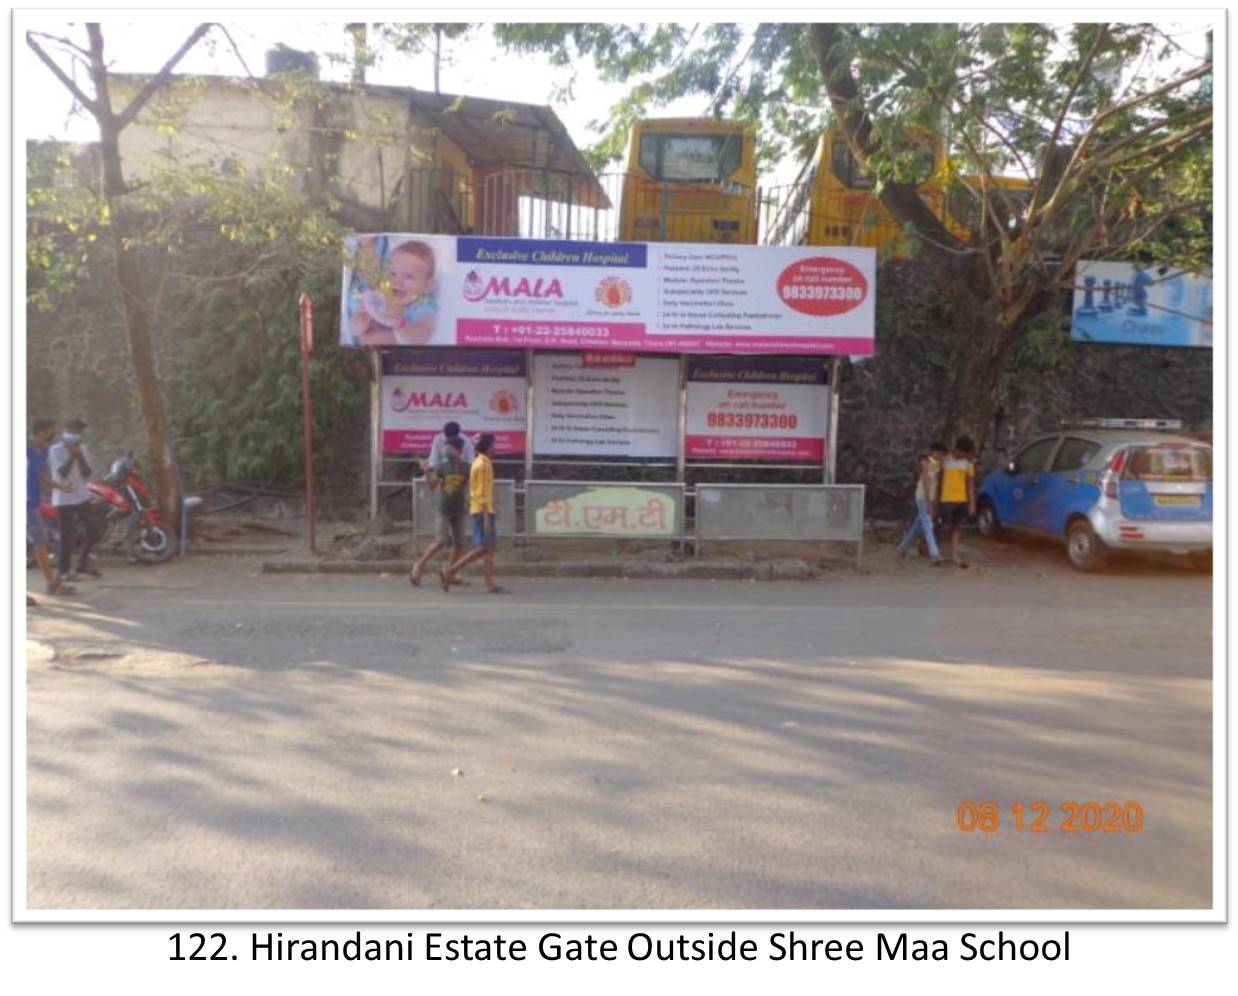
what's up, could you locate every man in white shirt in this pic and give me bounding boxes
[422,420,475,471]
[48,417,98,580]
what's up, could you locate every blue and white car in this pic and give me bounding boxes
[976,420,1212,571]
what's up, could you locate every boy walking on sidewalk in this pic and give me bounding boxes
[938,436,978,568]
[441,434,507,594]
[897,441,947,565]
[409,435,470,587]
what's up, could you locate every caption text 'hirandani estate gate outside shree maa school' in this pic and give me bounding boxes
[340,233,877,560]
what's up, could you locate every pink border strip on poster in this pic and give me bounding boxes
[457,320,876,356]
[684,435,826,461]
[383,429,526,456]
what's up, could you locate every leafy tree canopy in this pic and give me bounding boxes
[490,21,1210,440]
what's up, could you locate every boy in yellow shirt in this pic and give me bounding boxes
[938,435,977,567]
[440,434,506,593]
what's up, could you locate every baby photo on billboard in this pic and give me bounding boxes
[346,235,439,346]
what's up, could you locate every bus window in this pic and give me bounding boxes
[637,133,743,183]
[830,139,873,189]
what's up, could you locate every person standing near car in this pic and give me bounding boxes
[897,441,948,565]
[48,417,99,581]
[939,435,977,568]
[26,417,73,602]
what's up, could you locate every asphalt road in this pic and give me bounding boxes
[24,541,1213,911]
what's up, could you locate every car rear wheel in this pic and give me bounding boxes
[976,500,1005,541]
[1066,520,1106,572]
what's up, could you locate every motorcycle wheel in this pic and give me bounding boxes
[125,522,176,563]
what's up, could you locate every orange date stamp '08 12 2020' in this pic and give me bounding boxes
[955,800,1144,834]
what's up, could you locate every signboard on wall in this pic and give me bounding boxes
[685,356,828,462]
[380,350,526,455]
[342,234,876,355]
[532,353,679,458]
[529,482,681,538]
[1072,261,1212,348]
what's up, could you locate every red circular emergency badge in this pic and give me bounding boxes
[776,257,868,316]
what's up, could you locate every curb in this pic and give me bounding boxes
[186,545,295,557]
[260,558,818,581]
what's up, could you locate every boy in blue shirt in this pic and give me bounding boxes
[26,417,73,602]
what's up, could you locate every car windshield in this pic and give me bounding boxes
[1125,444,1211,482]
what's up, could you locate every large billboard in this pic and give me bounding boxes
[685,356,828,462]
[1071,261,1212,348]
[380,350,526,456]
[342,234,876,355]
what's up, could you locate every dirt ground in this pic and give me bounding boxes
[23,533,1213,912]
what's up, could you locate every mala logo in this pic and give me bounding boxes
[595,276,632,309]
[390,387,467,412]
[461,268,564,302]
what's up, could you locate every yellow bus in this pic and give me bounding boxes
[618,118,758,244]
[767,127,1032,256]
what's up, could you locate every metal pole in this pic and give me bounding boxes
[299,293,317,552]
[825,356,841,484]
[524,348,535,483]
[676,353,687,483]
[369,348,381,522]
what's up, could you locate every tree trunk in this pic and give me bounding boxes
[89,29,182,528]
[941,284,1023,461]
[106,199,182,528]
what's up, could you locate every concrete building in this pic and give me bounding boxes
[109,62,605,233]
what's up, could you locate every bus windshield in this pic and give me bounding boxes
[638,133,743,183]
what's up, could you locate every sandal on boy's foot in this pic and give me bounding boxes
[61,572,80,582]
[76,564,102,578]
[485,585,510,595]
[438,568,452,593]
[956,560,970,569]
[408,565,422,587]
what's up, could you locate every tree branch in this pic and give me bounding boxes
[1090,117,1212,175]
[211,23,280,97]
[115,23,214,131]
[26,31,99,116]
[1088,105,1211,165]
[1095,61,1211,126]
[811,23,965,256]
[1027,23,1108,222]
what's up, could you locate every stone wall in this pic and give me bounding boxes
[837,262,1213,517]
[26,263,166,464]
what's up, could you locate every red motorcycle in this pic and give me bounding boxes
[82,455,178,564]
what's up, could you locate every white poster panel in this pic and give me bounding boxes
[532,353,680,457]
[341,235,876,355]
[1072,261,1212,348]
